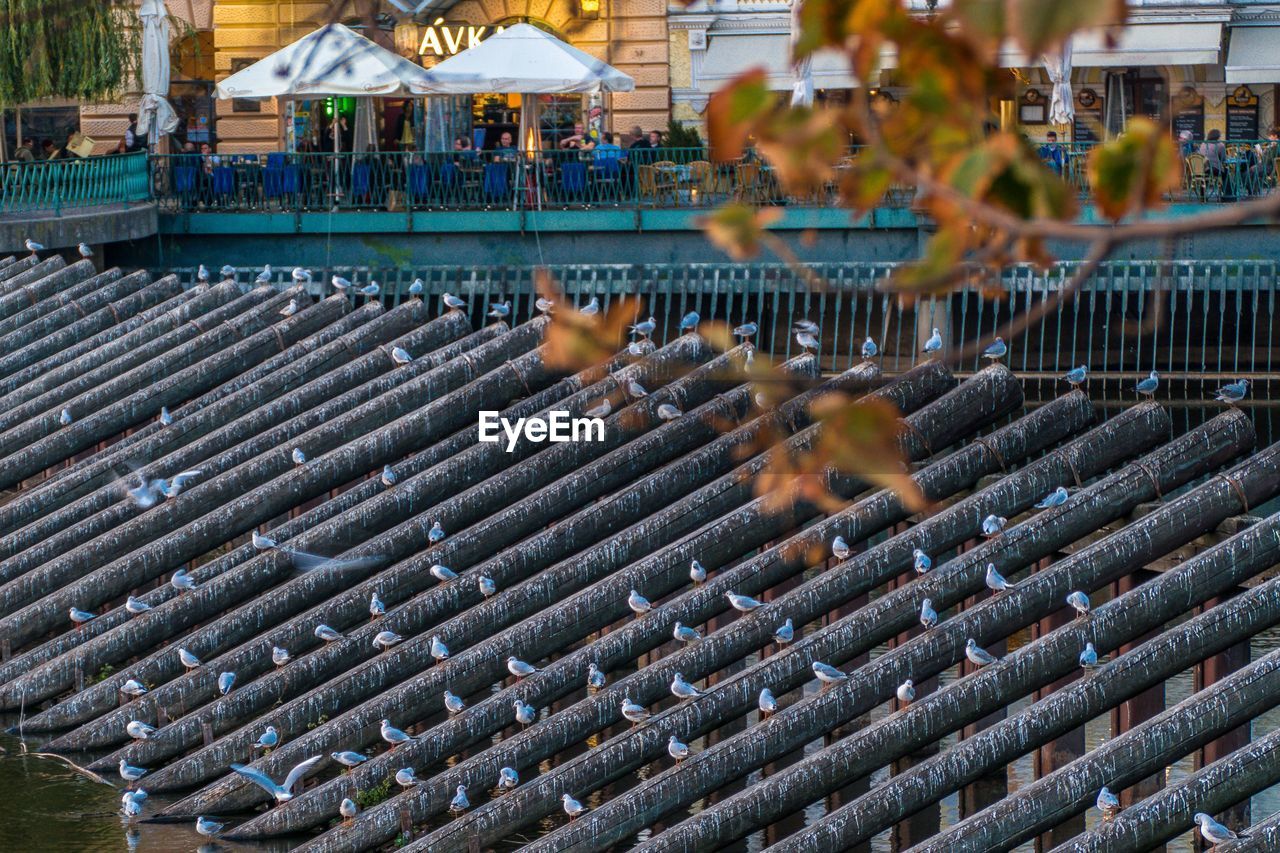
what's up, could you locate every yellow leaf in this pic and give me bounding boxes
[538,271,642,372]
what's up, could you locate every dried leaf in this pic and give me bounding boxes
[1086,118,1181,220]
[706,70,774,162]
[1005,0,1126,59]
[538,271,641,372]
[809,394,929,512]
[701,204,784,261]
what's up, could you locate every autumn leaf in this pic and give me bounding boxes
[706,70,774,162]
[701,204,784,261]
[1006,0,1127,59]
[538,270,641,372]
[809,393,929,512]
[1086,118,1181,220]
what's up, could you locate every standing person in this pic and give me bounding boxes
[14,137,34,161]
[395,101,416,151]
[1038,130,1064,175]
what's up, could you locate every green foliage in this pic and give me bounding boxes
[93,664,115,683]
[0,0,139,104]
[665,119,703,150]
[356,777,393,809]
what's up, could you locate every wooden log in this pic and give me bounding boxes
[168,362,952,825]
[0,256,65,294]
[0,255,40,283]
[720,448,1280,853]
[466,410,1248,853]
[0,262,119,339]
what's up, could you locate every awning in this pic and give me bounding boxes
[1000,23,1222,68]
[696,33,883,93]
[1226,27,1280,84]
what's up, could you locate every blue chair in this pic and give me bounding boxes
[483,162,510,202]
[351,163,372,204]
[437,162,461,205]
[212,166,234,204]
[407,164,430,201]
[174,166,198,195]
[265,152,286,170]
[561,162,587,201]
[595,157,621,199]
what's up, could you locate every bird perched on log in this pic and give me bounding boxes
[389,346,412,366]
[272,646,291,667]
[220,264,236,280]
[381,719,413,749]
[673,622,702,643]
[1067,590,1091,618]
[255,265,272,284]
[331,751,368,772]
[627,340,652,357]
[726,591,764,612]
[513,700,536,728]
[535,296,556,314]
[1035,486,1069,509]
[580,297,600,315]
[1135,370,1159,399]
[395,768,419,789]
[922,328,942,357]
[795,330,819,352]
[291,267,311,284]
[171,568,198,594]
[657,403,682,421]
[450,785,470,813]
[443,690,465,714]
[626,378,648,399]
[78,242,93,259]
[196,816,223,838]
[759,688,778,718]
[370,593,385,619]
[832,535,851,560]
[60,408,72,426]
[690,559,707,586]
[981,515,1007,537]
[357,282,380,298]
[913,549,932,574]
[24,238,42,255]
[339,797,358,824]
[126,596,151,615]
[488,300,511,320]
[314,624,343,643]
[563,793,588,821]
[965,639,999,667]
[920,598,938,630]
[253,726,279,751]
[218,672,236,695]
[794,319,819,335]
[896,679,915,708]
[1194,812,1243,848]
[159,406,174,426]
[441,292,467,311]
[230,755,323,803]
[430,635,449,662]
[982,337,1007,361]
[630,316,656,338]
[734,322,758,340]
[1215,379,1249,406]
[120,679,148,698]
[1096,786,1121,819]
[627,589,653,616]
[773,618,795,645]
[126,721,156,740]
[291,448,307,466]
[813,661,848,690]
[118,759,147,787]
[671,673,703,700]
[1064,365,1088,388]
[429,520,446,543]
[587,662,606,693]
[679,311,700,333]
[507,656,538,680]
[69,607,95,629]
[498,767,519,791]
[408,279,424,299]
[478,575,497,597]
[177,647,201,670]
[1079,642,1099,670]
[668,735,690,765]
[197,264,210,283]
[985,563,1014,594]
[373,630,402,652]
[621,696,650,727]
[862,337,878,359]
[584,398,611,419]
[331,275,351,292]
[430,563,458,583]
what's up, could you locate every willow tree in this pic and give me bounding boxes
[0,0,138,103]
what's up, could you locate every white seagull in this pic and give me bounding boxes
[428,520,445,543]
[171,568,197,593]
[832,535,851,560]
[982,337,1007,360]
[369,593,385,618]
[965,638,999,667]
[196,816,224,838]
[668,734,690,764]
[430,563,458,583]
[498,766,519,791]
[1096,786,1121,817]
[1080,642,1099,669]
[218,671,236,695]
[587,662,607,692]
[726,592,764,612]
[177,648,201,670]
[1067,590,1091,618]
[981,515,1007,537]
[339,797,358,823]
[759,687,778,718]
[513,700,536,727]
[920,598,938,629]
[563,792,588,820]
[773,618,795,644]
[690,559,707,585]
[922,328,942,356]
[913,549,932,574]
[507,656,538,680]
[389,346,412,366]
[450,784,470,813]
[671,673,703,700]
[1035,486,1070,509]
[330,751,367,771]
[1195,813,1243,848]
[381,719,413,749]
[314,624,343,643]
[430,635,450,662]
[230,755,323,804]
[254,726,279,751]
[272,646,291,667]
[126,720,156,740]
[621,696,650,727]
[1135,370,1159,398]
[441,292,466,311]
[78,243,93,258]
[443,690,465,714]
[673,622,702,643]
[897,679,916,707]
[627,589,653,616]
[118,759,147,786]
[812,661,848,689]
[478,575,497,597]
[985,563,1013,594]
[120,679,148,697]
[395,768,418,788]
[373,630,403,652]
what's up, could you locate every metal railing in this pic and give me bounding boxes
[0,151,150,216]
[150,142,1280,214]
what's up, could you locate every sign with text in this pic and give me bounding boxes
[418,21,504,57]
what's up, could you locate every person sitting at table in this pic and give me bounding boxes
[1248,128,1279,191]
[1037,130,1064,175]
[592,132,622,165]
[1199,129,1231,199]
[560,122,590,150]
[492,131,518,161]
[453,135,478,162]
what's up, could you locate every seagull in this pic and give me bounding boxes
[120,679,148,697]
[920,598,938,629]
[498,766,519,791]
[370,593,385,618]
[1035,486,1070,509]
[981,515,1007,537]
[621,696,650,727]
[580,297,600,316]
[159,406,174,426]
[330,751,368,771]
[793,319,819,335]
[535,297,556,314]
[488,300,511,319]
[254,726,279,751]
[291,267,311,283]
[160,469,203,499]
[395,768,419,788]
[507,656,538,680]
[430,635,450,662]
[78,242,93,259]
[982,337,1007,361]
[230,755,323,803]
[773,618,795,644]
[252,530,277,550]
[584,399,611,419]
[1096,786,1121,817]
[478,575,497,597]
[513,700,536,727]
[630,316,656,338]
[965,638,999,667]
[441,292,466,310]
[813,661,848,689]
[197,264,210,283]
[126,721,156,740]
[429,520,445,543]
[340,797,358,823]
[60,408,72,426]
[626,378,648,399]
[1215,379,1250,406]
[627,340,650,356]
[862,337,878,359]
[1080,642,1099,669]
[657,403,682,421]
[118,760,147,786]
[357,282,380,298]
[679,311,700,332]
[331,275,351,292]
[913,549,932,574]
[733,322,758,339]
[896,679,916,707]
[443,690,465,714]
[563,792,588,820]
[196,816,224,838]
[587,662,607,692]
[628,589,653,616]
[255,265,272,284]
[314,624,343,643]
[408,279,424,299]
[291,448,307,465]
[726,592,764,612]
[123,789,147,807]
[373,630,402,652]
[177,647,201,670]
[985,563,1013,594]
[381,719,413,749]
[24,238,42,254]
[121,795,142,819]
[1064,365,1088,387]
[1194,813,1242,847]
[1067,590,1091,618]
[923,328,942,356]
[272,646,291,667]
[430,563,458,583]
[450,785,470,813]
[125,596,151,615]
[832,536,850,560]
[220,264,236,279]
[673,622,702,643]
[1135,370,1159,398]
[690,559,707,586]
[389,346,412,365]
[759,687,778,718]
[796,330,819,352]
[670,676,702,705]
[668,734,690,764]
[69,607,95,629]
[125,476,165,509]
[218,671,236,695]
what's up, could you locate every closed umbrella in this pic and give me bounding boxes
[1045,38,1074,126]
[136,0,179,148]
[790,0,814,107]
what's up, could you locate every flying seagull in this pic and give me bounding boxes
[230,755,323,803]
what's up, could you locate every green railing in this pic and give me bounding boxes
[0,151,150,216]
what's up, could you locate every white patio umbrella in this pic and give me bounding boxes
[790,0,815,108]
[1045,38,1074,126]
[136,0,179,148]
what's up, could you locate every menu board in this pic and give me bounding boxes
[1072,89,1103,143]
[1227,85,1260,141]
[1172,87,1204,141]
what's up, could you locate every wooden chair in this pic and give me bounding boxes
[687,160,714,203]
[1184,152,1209,200]
[734,162,764,204]
[637,164,676,206]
